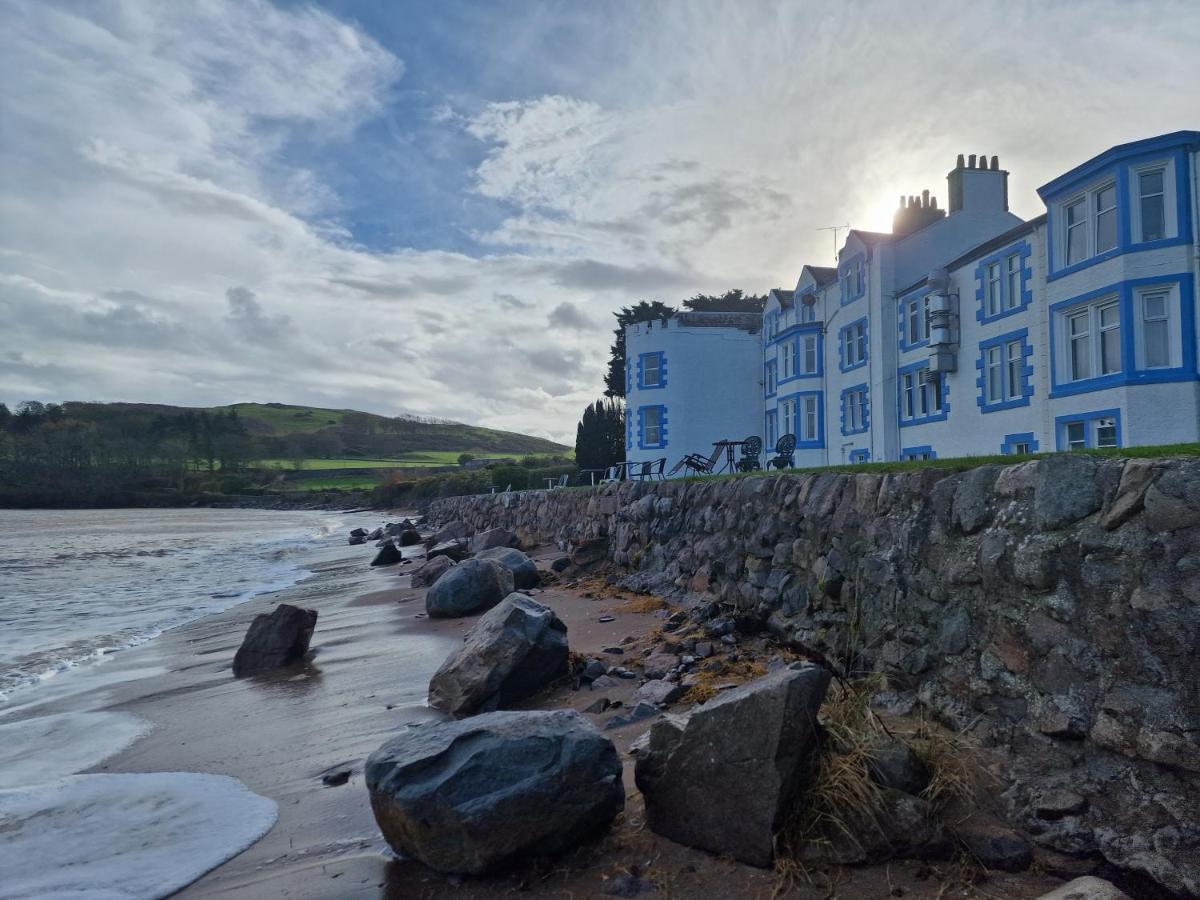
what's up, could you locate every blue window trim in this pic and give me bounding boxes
[849,448,871,463]
[777,389,824,449]
[839,383,870,436]
[1041,139,1196,281]
[839,253,866,305]
[625,410,632,451]
[765,409,778,446]
[900,445,937,461]
[1001,432,1039,455]
[975,327,1034,413]
[625,360,632,395]
[636,404,668,450]
[975,241,1033,324]
[1054,408,1122,451]
[636,351,667,390]
[897,359,950,427]
[838,316,869,373]
[777,330,823,384]
[764,359,777,398]
[897,288,929,353]
[1048,273,1197,398]
[769,320,823,345]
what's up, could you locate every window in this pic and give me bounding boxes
[765,360,777,396]
[1062,181,1117,266]
[1011,440,1031,454]
[1064,297,1121,383]
[801,394,819,442]
[1004,254,1021,311]
[765,411,777,447]
[899,365,948,425]
[841,255,866,304]
[800,301,816,323]
[781,341,795,379]
[986,262,1001,317]
[901,446,937,461]
[638,405,666,449]
[979,330,1032,412]
[907,297,921,345]
[641,354,661,387]
[801,334,819,374]
[1138,169,1165,242]
[1056,409,1121,451]
[1141,290,1170,368]
[780,398,795,438]
[841,319,868,370]
[1095,183,1117,253]
[841,386,868,435]
[849,448,871,464]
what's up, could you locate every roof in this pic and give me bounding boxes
[672,311,762,334]
[770,288,795,300]
[847,229,892,247]
[805,265,838,286]
[893,214,1045,298]
[1037,130,1200,199]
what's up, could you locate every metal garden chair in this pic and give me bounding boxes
[678,444,724,476]
[631,458,667,481]
[769,434,796,469]
[735,436,762,472]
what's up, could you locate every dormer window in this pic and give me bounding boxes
[1062,180,1117,265]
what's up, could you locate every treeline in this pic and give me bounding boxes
[0,401,258,507]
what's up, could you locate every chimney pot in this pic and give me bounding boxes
[991,155,999,171]
[956,153,965,169]
[968,154,977,169]
[930,195,938,209]
[899,194,905,208]
[922,189,930,207]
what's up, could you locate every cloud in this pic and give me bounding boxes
[224,286,292,342]
[547,301,597,331]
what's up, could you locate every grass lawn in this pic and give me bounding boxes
[253,450,570,470]
[284,473,383,491]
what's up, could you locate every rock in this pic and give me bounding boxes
[633,663,831,866]
[955,824,1032,872]
[602,646,625,655]
[1034,877,1132,900]
[570,537,608,566]
[693,641,714,659]
[371,542,403,566]
[590,675,616,689]
[474,547,539,590]
[583,697,611,714]
[427,540,470,562]
[425,559,514,618]
[428,594,568,716]
[1143,466,1200,531]
[365,709,624,874]
[635,679,684,707]
[582,659,608,681]
[367,527,384,541]
[1034,455,1101,530]
[397,528,422,547]
[322,769,351,787]
[867,737,930,796]
[642,652,679,680]
[598,614,615,623]
[603,871,657,896]
[550,556,571,573]
[1035,789,1089,820]
[432,521,471,544]
[411,554,455,588]
[349,527,367,538]
[349,533,367,545]
[469,528,519,553]
[232,604,318,676]
[604,701,659,730]
[613,668,637,680]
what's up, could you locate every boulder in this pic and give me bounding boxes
[432,521,472,544]
[469,527,519,554]
[365,709,624,874]
[426,540,469,562]
[349,527,368,538]
[604,701,659,730]
[370,542,403,566]
[349,533,366,546]
[634,679,684,707]
[411,554,455,588]
[570,537,609,567]
[397,528,422,547]
[633,663,832,866]
[474,547,540,590]
[426,559,514,618]
[954,824,1032,872]
[367,527,384,541]
[1034,877,1132,900]
[232,604,318,676]
[867,737,930,796]
[550,556,571,573]
[428,594,568,716]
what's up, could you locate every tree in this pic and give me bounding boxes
[0,403,10,431]
[604,301,675,397]
[457,452,475,466]
[575,399,625,471]
[681,289,766,314]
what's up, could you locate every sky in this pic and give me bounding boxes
[1,1,1198,443]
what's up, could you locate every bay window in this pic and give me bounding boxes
[1141,290,1170,368]
[801,333,818,374]
[1065,297,1121,383]
[1137,168,1166,242]
[1062,180,1117,266]
[801,394,819,443]
[781,341,795,379]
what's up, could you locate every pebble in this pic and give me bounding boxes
[322,769,352,787]
[602,646,626,655]
[598,614,616,623]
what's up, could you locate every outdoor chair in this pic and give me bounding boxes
[543,473,569,489]
[769,434,796,470]
[599,465,622,484]
[735,436,762,472]
[631,458,666,481]
[679,445,723,476]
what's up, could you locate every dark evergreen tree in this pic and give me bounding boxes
[681,289,767,313]
[604,301,675,397]
[575,399,625,471]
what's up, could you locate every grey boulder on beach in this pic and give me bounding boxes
[473,546,539,589]
[425,558,513,618]
[232,603,317,676]
[428,593,568,716]
[365,709,624,874]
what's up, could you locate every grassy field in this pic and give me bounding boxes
[284,473,384,491]
[254,449,567,471]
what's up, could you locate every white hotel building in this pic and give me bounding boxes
[624,130,1200,470]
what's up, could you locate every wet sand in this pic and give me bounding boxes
[62,538,1060,899]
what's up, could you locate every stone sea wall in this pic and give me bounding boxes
[427,455,1200,896]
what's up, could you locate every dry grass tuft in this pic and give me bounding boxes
[679,659,767,705]
[615,594,669,614]
[909,717,982,814]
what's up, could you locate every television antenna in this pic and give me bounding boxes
[816,224,850,264]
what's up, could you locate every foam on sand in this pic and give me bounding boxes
[0,772,278,900]
[0,711,153,789]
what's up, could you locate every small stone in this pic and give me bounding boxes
[602,646,625,655]
[1033,876,1132,900]
[603,871,657,896]
[694,641,714,658]
[955,824,1033,872]
[598,615,616,623]
[583,697,611,714]
[1035,789,1088,820]
[550,556,571,573]
[322,769,352,787]
[591,675,616,689]
[604,701,658,730]
[583,659,609,681]
[614,668,637,680]
[721,634,737,646]
[635,679,684,707]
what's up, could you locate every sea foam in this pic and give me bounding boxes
[0,711,153,789]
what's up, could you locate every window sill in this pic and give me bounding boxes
[1049,367,1198,397]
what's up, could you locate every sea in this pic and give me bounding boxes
[0,507,351,898]
[0,507,345,700]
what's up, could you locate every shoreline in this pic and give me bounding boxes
[17,527,1063,898]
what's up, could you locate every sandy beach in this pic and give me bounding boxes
[9,528,1066,899]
